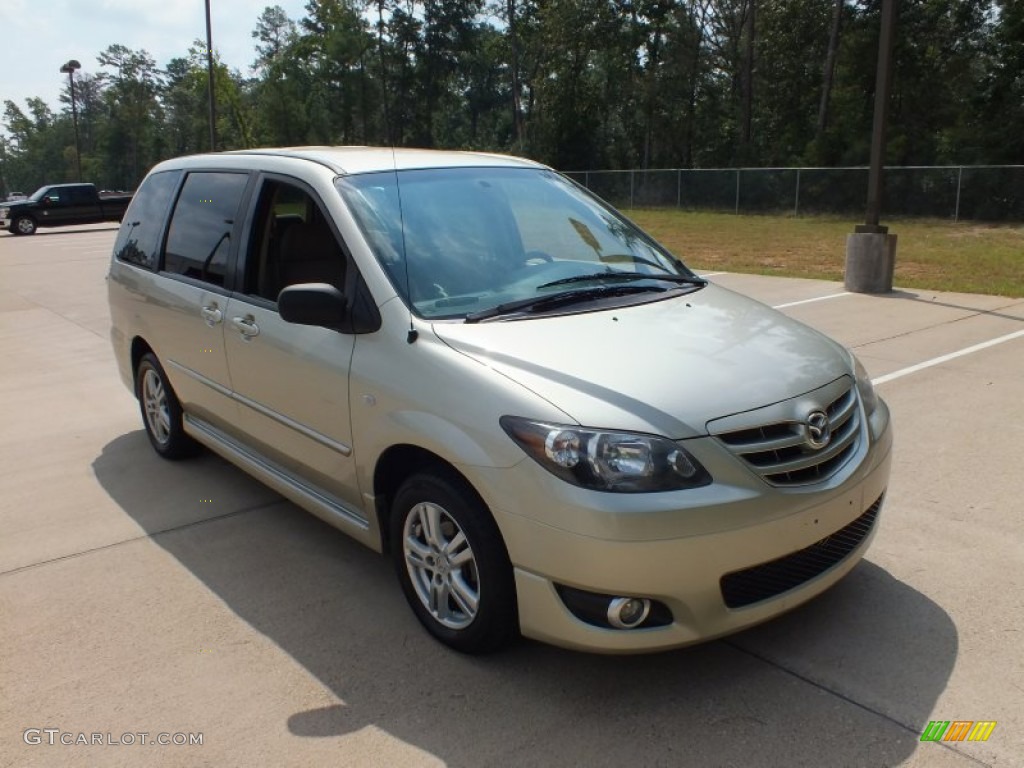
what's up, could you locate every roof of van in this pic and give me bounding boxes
[173,146,547,175]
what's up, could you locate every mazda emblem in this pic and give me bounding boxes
[805,410,832,449]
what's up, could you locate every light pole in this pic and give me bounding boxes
[0,139,10,198]
[204,0,217,151]
[59,59,83,181]
[861,0,898,234]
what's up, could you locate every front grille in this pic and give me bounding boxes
[720,494,883,609]
[717,383,861,486]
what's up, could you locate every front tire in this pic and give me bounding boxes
[391,470,518,653]
[12,215,36,235]
[135,353,199,459]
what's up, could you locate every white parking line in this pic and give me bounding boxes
[772,292,851,309]
[697,271,727,278]
[35,241,114,248]
[872,328,1024,386]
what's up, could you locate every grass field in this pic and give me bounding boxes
[626,209,1024,298]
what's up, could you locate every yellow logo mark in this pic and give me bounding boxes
[967,721,997,742]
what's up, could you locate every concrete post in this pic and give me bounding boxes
[845,232,897,293]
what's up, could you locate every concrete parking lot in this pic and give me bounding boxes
[2,224,1022,767]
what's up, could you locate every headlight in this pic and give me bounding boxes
[852,354,879,415]
[500,416,712,492]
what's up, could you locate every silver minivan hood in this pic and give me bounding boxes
[431,285,851,438]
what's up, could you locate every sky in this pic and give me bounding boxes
[1,0,311,114]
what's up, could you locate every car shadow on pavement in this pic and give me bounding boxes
[94,432,957,767]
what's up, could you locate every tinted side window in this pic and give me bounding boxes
[163,172,249,287]
[113,170,182,270]
[243,179,346,302]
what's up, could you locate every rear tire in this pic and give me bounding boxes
[391,470,518,653]
[135,353,200,459]
[12,215,36,235]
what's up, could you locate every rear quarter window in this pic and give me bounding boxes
[69,186,94,204]
[113,170,182,270]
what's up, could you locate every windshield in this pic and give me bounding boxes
[336,167,700,320]
[29,187,51,201]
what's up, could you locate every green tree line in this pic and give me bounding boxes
[2,0,1021,195]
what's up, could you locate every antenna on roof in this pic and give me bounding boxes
[391,146,417,344]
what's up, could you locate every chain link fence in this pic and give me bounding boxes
[563,166,1024,222]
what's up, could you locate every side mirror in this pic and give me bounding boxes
[278,283,348,331]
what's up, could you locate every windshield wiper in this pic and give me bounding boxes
[537,270,707,290]
[464,284,667,323]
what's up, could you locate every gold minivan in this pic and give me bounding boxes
[108,147,892,653]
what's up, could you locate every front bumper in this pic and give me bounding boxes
[472,404,892,653]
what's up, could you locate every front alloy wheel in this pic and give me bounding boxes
[403,501,480,630]
[391,471,518,653]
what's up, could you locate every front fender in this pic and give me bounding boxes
[385,410,500,467]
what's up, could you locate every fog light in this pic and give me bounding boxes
[555,584,673,629]
[607,597,651,629]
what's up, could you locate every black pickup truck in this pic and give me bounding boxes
[1,183,133,235]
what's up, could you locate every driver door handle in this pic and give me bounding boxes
[231,316,260,339]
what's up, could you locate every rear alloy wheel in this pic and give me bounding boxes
[135,352,199,459]
[12,216,36,235]
[392,471,518,653]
